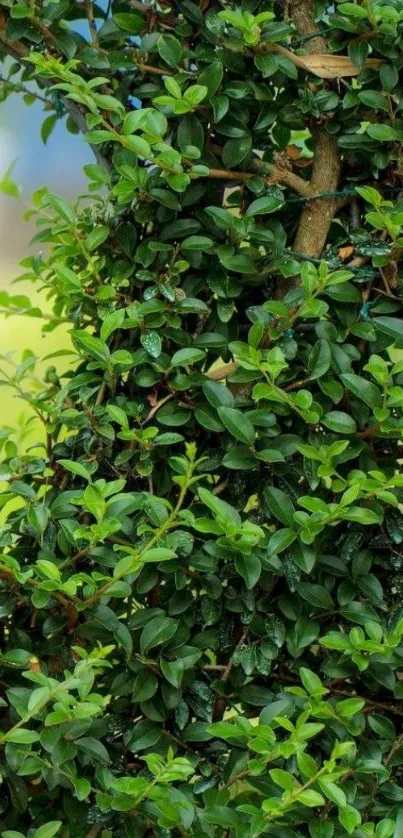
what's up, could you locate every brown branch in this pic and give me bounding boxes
[212,479,228,496]
[356,424,380,440]
[284,378,307,392]
[95,381,107,406]
[272,166,312,197]
[289,0,327,52]
[83,0,99,48]
[136,61,173,76]
[29,18,59,49]
[206,143,311,196]
[292,128,341,259]
[277,0,342,297]
[143,393,174,423]
[203,163,311,195]
[0,74,50,104]
[385,732,403,765]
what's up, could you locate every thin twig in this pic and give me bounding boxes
[0,74,50,105]
[385,732,403,765]
[143,393,173,423]
[83,0,99,47]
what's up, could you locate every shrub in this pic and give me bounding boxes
[0,0,403,835]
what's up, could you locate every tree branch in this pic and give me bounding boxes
[277,0,342,296]
[83,0,99,48]
[268,162,312,197]
[205,143,311,196]
[289,0,327,52]
[292,128,341,257]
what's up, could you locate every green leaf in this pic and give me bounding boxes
[84,130,115,145]
[348,39,369,70]
[202,380,234,408]
[299,583,334,610]
[298,790,325,807]
[338,2,368,17]
[380,64,398,91]
[133,669,158,701]
[263,486,295,527]
[100,309,125,342]
[270,768,295,790]
[254,53,279,77]
[171,348,205,367]
[367,124,398,141]
[297,751,318,778]
[57,459,92,481]
[375,820,395,838]
[358,91,389,111]
[308,340,331,380]
[319,779,347,806]
[181,235,213,251]
[299,667,325,696]
[183,85,208,107]
[222,136,252,168]
[160,658,184,689]
[158,34,183,68]
[54,264,81,291]
[222,448,256,470]
[324,282,361,302]
[198,60,223,96]
[72,778,91,801]
[203,808,240,828]
[140,616,177,654]
[198,487,242,528]
[309,823,334,838]
[141,548,177,563]
[177,114,204,151]
[113,12,144,33]
[322,411,357,434]
[33,824,62,838]
[124,135,151,157]
[217,407,255,445]
[235,553,261,589]
[341,373,382,408]
[72,330,109,363]
[341,506,382,525]
[339,805,361,835]
[10,4,31,17]
[141,331,162,359]
[373,317,403,342]
[336,698,365,717]
[76,737,110,764]
[86,225,109,252]
[0,161,21,199]
[122,109,149,134]
[268,528,296,554]
[246,193,284,216]
[5,729,40,744]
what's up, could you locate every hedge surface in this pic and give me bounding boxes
[0,0,403,836]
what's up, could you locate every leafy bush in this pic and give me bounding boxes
[0,0,403,835]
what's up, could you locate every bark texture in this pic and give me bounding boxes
[293,129,341,257]
[277,0,343,296]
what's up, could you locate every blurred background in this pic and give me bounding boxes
[0,72,91,428]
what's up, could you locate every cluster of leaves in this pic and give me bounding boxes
[0,0,403,836]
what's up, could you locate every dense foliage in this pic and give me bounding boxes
[1,0,403,835]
